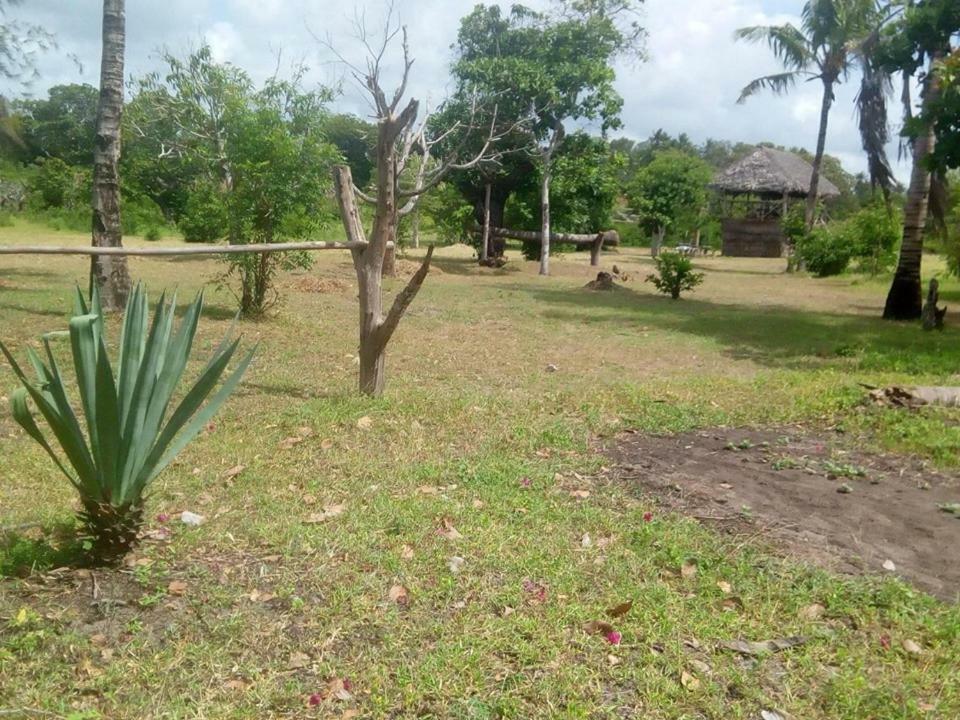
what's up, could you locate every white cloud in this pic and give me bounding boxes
[4,0,909,180]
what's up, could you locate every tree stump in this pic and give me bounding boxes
[921,278,946,331]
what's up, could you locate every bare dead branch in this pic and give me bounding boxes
[373,245,434,351]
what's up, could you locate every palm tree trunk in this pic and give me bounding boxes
[90,0,131,312]
[883,63,941,321]
[804,78,834,230]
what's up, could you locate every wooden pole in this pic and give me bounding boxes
[481,182,491,264]
[0,241,387,257]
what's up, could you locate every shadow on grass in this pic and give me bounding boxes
[514,283,960,375]
[0,302,65,317]
[0,521,87,578]
[430,256,522,277]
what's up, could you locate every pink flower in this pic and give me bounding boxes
[643,512,653,522]
[342,678,353,691]
[606,631,622,645]
[156,513,170,523]
[308,693,323,706]
[520,477,532,488]
[879,634,891,650]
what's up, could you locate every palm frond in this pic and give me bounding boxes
[855,54,895,196]
[737,71,803,103]
[735,24,812,71]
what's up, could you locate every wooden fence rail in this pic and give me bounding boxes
[0,240,393,257]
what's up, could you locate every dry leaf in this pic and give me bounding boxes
[438,518,463,540]
[224,678,250,691]
[690,658,712,674]
[681,561,698,579]
[799,603,826,620]
[472,498,485,509]
[341,711,360,720]
[582,620,615,636]
[501,606,515,617]
[607,654,621,666]
[305,504,345,524]
[356,416,373,430]
[680,671,700,690]
[167,580,188,596]
[287,652,311,669]
[901,639,923,655]
[606,600,633,619]
[721,596,744,612]
[418,485,440,495]
[569,489,591,499]
[400,544,415,560]
[327,677,353,701]
[716,580,732,593]
[448,556,465,573]
[581,533,592,548]
[321,438,334,450]
[388,584,410,606]
[249,589,276,603]
[719,636,808,656]
[882,559,897,572]
[224,464,245,480]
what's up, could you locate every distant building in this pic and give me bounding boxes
[710,147,840,257]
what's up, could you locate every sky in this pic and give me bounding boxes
[6,0,911,181]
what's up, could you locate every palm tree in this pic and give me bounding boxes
[736,0,878,230]
[90,0,131,311]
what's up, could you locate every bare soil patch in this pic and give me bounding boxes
[610,427,960,599]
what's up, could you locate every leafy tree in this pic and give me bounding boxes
[627,150,713,256]
[448,1,645,273]
[14,84,99,165]
[927,49,960,172]
[736,0,881,229]
[322,113,375,189]
[131,47,339,316]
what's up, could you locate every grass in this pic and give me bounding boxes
[1,222,959,718]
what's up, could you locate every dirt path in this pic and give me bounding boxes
[609,427,960,600]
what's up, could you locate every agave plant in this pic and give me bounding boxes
[0,284,254,562]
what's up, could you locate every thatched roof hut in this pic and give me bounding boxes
[710,147,840,198]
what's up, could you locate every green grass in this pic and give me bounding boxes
[1,224,959,718]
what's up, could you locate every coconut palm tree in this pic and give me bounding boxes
[736,0,879,230]
[90,0,131,311]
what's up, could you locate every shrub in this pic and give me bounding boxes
[796,226,852,277]
[26,157,90,211]
[0,284,254,563]
[178,181,228,243]
[646,252,705,299]
[143,225,162,242]
[0,211,14,227]
[122,195,168,237]
[847,203,901,275]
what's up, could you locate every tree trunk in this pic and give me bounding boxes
[474,190,507,258]
[539,168,551,276]
[90,0,131,312]
[651,226,665,257]
[411,206,420,249]
[481,182,491,263]
[884,63,940,321]
[805,78,834,231]
[383,244,396,276]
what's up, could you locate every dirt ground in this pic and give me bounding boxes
[610,427,960,600]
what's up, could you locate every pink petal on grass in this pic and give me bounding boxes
[308,693,323,706]
[156,513,170,523]
[520,477,532,488]
[606,631,622,645]
[642,512,653,522]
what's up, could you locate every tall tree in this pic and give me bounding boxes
[873,0,959,319]
[90,0,132,312]
[448,1,644,273]
[736,0,878,230]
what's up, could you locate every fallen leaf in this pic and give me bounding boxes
[279,436,305,449]
[689,658,712,674]
[680,671,700,690]
[167,580,188,596]
[760,711,786,720]
[356,416,373,430]
[681,561,698,579]
[718,482,733,490]
[581,533,592,548]
[582,620,615,636]
[716,581,732,594]
[606,600,633,618]
[400,544,415,560]
[720,596,744,612]
[719,636,808,656]
[901,638,923,655]
[501,606,515,617]
[882,559,897,572]
[180,510,205,526]
[607,654,621,666]
[341,710,360,719]
[287,651,311,669]
[569,489,591,499]
[799,603,826,620]
[471,499,485,509]
[327,677,353,701]
[321,438,334,450]
[224,678,250,691]
[437,518,463,540]
[448,556,465,573]
[249,589,276,603]
[224,464,246,481]
[388,584,410,606]
[305,504,345,524]
[417,485,440,495]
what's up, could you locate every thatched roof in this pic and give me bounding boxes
[710,147,840,198]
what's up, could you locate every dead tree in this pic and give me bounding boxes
[90,0,132,311]
[327,16,516,396]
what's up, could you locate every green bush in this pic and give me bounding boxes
[646,252,705,299]
[143,226,162,242]
[122,195,168,237]
[178,181,228,243]
[0,211,14,227]
[847,203,901,275]
[26,157,90,210]
[796,226,852,277]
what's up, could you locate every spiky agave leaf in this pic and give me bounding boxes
[0,283,255,562]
